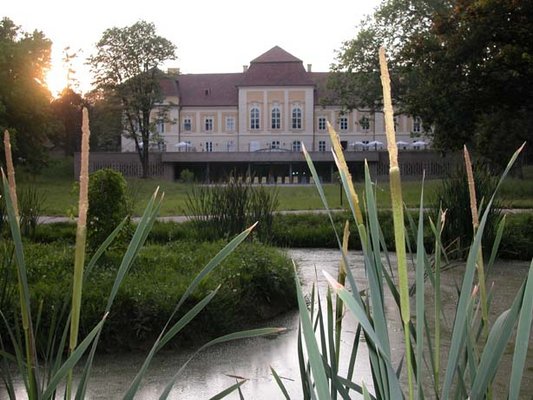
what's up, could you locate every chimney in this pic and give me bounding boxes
[243,65,248,72]
[307,64,312,72]
[167,67,180,75]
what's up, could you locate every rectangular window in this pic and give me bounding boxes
[360,116,370,131]
[225,116,235,132]
[318,117,326,131]
[183,117,192,132]
[339,116,348,131]
[318,140,326,152]
[204,117,213,132]
[271,141,280,150]
[205,141,213,152]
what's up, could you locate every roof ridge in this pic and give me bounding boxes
[251,46,302,64]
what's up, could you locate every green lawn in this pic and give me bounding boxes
[15,162,533,216]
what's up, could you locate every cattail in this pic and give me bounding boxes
[379,46,414,399]
[67,107,91,399]
[326,122,364,226]
[3,130,19,219]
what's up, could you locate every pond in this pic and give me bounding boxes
[3,249,531,399]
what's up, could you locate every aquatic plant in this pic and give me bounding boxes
[279,47,533,399]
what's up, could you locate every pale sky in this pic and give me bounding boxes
[4,0,380,95]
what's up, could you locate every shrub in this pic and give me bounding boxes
[179,168,194,183]
[87,168,132,249]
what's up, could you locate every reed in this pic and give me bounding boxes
[283,48,533,400]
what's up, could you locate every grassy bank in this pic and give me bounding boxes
[16,159,533,216]
[0,240,296,351]
[32,210,533,261]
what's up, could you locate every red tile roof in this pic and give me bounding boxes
[166,47,333,106]
[240,46,314,87]
[177,73,242,106]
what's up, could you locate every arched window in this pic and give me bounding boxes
[292,107,302,129]
[250,107,260,130]
[271,107,281,129]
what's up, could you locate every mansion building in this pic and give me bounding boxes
[122,46,426,182]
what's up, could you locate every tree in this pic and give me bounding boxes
[88,20,177,178]
[84,88,122,151]
[330,0,532,168]
[0,17,57,171]
[50,88,83,155]
[404,0,532,168]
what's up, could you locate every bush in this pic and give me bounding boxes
[87,169,132,249]
[179,168,194,183]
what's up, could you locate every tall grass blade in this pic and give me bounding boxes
[1,171,39,399]
[158,328,285,399]
[470,285,524,398]
[302,143,367,316]
[156,285,220,350]
[207,379,248,400]
[415,175,426,400]
[297,322,312,399]
[294,263,330,399]
[486,215,506,274]
[302,144,343,247]
[323,271,390,361]
[123,224,257,399]
[508,259,533,400]
[67,107,91,399]
[441,143,525,399]
[271,367,291,400]
[464,146,489,340]
[76,190,163,399]
[42,316,106,399]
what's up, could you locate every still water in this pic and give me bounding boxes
[4,249,532,399]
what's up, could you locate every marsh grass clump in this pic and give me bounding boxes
[432,161,502,258]
[185,175,279,242]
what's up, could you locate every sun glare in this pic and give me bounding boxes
[45,63,69,98]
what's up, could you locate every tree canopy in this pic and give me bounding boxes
[88,20,177,177]
[331,0,533,168]
[0,17,55,170]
